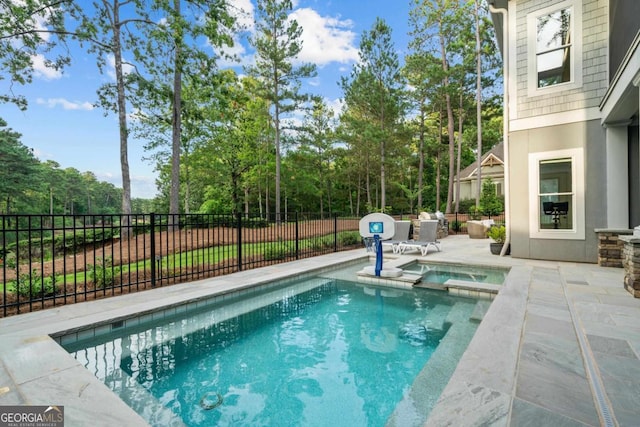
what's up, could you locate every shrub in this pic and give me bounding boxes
[457,199,477,214]
[365,204,393,214]
[338,231,361,246]
[309,237,328,251]
[468,205,483,220]
[480,178,504,216]
[3,253,17,269]
[88,257,119,288]
[215,216,270,228]
[15,270,58,298]
[240,217,270,228]
[180,214,212,229]
[7,228,119,262]
[264,243,296,261]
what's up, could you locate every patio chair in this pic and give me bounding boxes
[399,220,441,256]
[381,220,412,254]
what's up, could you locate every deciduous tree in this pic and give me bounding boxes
[0,0,79,110]
[129,0,234,218]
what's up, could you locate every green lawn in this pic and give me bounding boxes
[1,231,360,296]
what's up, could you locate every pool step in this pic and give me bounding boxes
[444,279,500,300]
[469,299,492,323]
[413,282,446,291]
[388,300,479,425]
[356,270,422,286]
[422,304,452,331]
[356,256,423,287]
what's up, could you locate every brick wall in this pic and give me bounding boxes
[622,237,640,298]
[597,230,631,267]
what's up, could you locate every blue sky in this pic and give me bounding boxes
[2,0,412,199]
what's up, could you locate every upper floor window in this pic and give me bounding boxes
[527,0,582,97]
[536,8,571,88]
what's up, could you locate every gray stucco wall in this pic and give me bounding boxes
[508,119,606,263]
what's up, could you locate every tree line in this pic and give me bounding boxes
[1,0,502,217]
[0,119,153,214]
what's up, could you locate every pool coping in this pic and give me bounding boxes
[422,263,531,426]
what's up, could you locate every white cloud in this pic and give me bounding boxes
[216,33,254,68]
[106,54,135,81]
[98,172,157,199]
[206,0,255,67]
[36,97,94,110]
[325,97,344,117]
[31,54,63,80]
[31,148,53,162]
[216,5,358,70]
[7,3,64,80]
[289,8,359,66]
[33,13,51,42]
[229,0,255,33]
[131,174,158,199]
[215,0,256,67]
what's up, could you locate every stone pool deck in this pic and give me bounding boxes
[1,235,638,426]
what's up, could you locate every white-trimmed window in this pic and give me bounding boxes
[527,0,582,97]
[528,148,584,240]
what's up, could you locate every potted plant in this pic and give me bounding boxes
[487,225,510,255]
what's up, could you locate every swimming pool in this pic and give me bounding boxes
[64,270,483,426]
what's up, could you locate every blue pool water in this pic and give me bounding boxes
[403,262,508,285]
[65,274,481,426]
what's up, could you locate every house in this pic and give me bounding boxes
[488,0,640,264]
[453,142,505,203]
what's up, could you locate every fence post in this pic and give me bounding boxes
[334,214,338,252]
[1,216,4,317]
[295,212,299,260]
[150,213,156,287]
[237,213,243,271]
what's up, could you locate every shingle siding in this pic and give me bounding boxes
[514,0,608,119]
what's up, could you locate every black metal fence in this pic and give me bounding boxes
[0,213,362,317]
[0,211,505,317]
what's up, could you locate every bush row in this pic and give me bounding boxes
[5,231,362,300]
[2,228,118,264]
[263,231,361,260]
[10,258,118,299]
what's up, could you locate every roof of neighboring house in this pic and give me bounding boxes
[455,142,504,182]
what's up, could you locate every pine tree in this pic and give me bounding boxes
[247,0,316,220]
